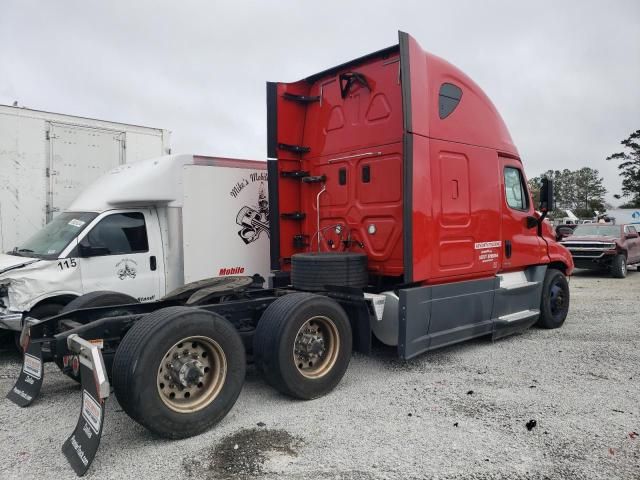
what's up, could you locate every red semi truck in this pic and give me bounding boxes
[7,32,573,476]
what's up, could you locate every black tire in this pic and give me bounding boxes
[291,252,368,291]
[112,307,245,439]
[15,302,64,351]
[54,291,139,382]
[536,269,570,329]
[254,292,352,400]
[610,254,627,279]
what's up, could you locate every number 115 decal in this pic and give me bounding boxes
[58,259,78,270]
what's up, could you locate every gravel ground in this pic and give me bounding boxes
[1,268,639,480]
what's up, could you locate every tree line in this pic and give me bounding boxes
[528,129,640,217]
[528,168,607,218]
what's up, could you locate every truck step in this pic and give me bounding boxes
[498,309,539,323]
[282,92,320,104]
[280,170,310,179]
[500,281,539,291]
[278,143,310,154]
[281,212,306,221]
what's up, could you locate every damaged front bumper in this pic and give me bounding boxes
[0,312,24,332]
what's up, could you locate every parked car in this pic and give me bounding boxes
[560,224,640,277]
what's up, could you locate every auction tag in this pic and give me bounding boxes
[23,353,42,380]
[82,391,102,435]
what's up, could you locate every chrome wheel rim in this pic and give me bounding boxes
[293,316,339,379]
[157,336,227,413]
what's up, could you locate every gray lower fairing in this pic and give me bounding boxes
[398,266,547,360]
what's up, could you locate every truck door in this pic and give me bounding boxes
[625,225,640,263]
[76,209,163,302]
[48,123,125,221]
[499,157,546,271]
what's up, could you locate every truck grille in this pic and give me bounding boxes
[560,241,615,259]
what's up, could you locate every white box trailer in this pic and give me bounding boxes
[0,154,270,332]
[0,104,171,252]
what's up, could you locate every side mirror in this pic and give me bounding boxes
[539,177,554,213]
[78,241,109,258]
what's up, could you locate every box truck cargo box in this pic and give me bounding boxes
[0,104,171,252]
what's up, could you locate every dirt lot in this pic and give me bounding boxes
[1,268,639,480]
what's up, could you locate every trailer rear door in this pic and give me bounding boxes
[48,123,124,220]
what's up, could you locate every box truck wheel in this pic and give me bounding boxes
[254,293,352,400]
[610,254,627,278]
[536,269,570,329]
[112,307,245,439]
[54,291,139,382]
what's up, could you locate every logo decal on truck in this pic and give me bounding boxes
[235,180,270,245]
[115,258,137,280]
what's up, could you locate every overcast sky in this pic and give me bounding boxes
[1,0,639,204]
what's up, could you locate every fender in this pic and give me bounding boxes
[24,291,82,312]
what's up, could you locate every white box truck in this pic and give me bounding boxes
[0,104,171,252]
[0,154,270,333]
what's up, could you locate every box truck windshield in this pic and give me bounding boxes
[10,212,97,258]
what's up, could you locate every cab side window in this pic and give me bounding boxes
[87,213,148,254]
[504,167,529,211]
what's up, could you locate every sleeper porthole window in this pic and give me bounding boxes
[439,83,462,119]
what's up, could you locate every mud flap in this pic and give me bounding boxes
[62,334,110,477]
[6,321,44,407]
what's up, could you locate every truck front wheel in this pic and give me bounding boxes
[112,307,245,439]
[610,254,627,278]
[254,293,352,400]
[536,269,570,329]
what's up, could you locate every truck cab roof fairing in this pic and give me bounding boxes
[399,32,517,156]
[267,31,520,283]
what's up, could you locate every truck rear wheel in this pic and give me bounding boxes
[536,269,570,329]
[55,291,139,382]
[254,293,352,400]
[610,254,627,278]
[112,307,245,439]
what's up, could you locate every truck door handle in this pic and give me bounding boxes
[505,240,512,259]
[150,256,157,271]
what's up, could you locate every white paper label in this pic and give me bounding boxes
[68,219,85,228]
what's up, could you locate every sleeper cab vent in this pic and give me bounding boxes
[438,83,463,119]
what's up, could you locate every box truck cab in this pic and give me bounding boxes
[0,154,270,332]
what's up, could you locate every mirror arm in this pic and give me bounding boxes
[537,210,549,237]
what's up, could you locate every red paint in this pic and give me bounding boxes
[271,31,572,283]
